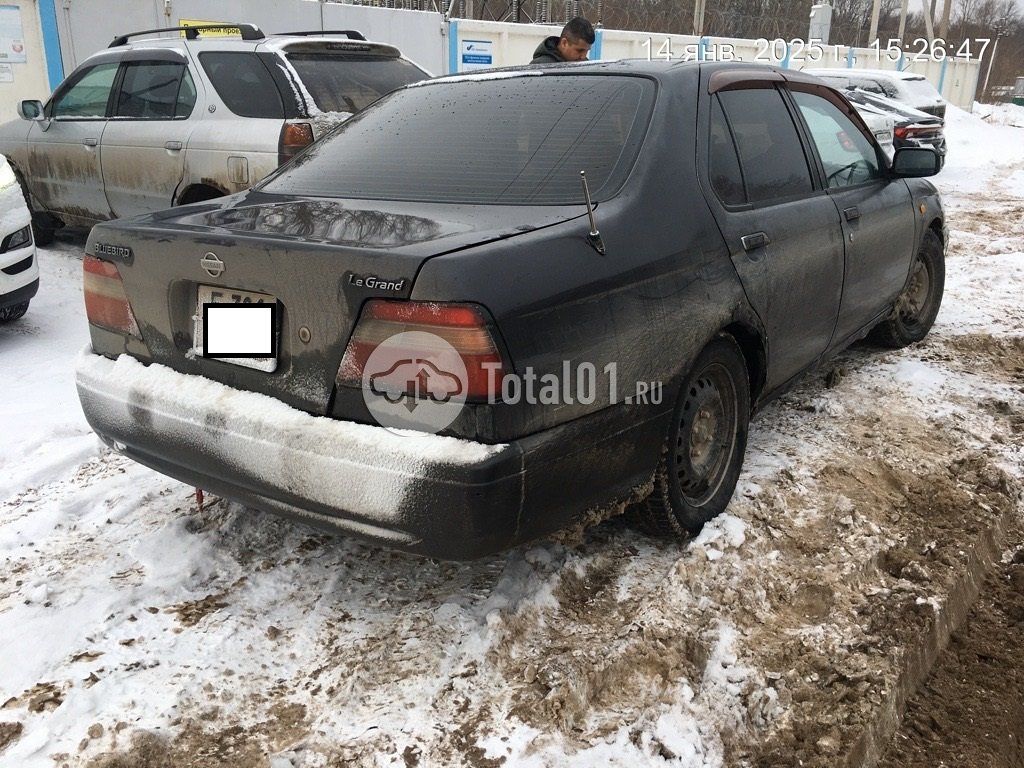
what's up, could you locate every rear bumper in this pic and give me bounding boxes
[75,351,665,558]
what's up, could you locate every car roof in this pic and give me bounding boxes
[417,59,829,85]
[94,29,399,56]
[802,67,927,81]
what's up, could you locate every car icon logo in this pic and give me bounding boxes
[201,252,225,278]
[369,358,463,411]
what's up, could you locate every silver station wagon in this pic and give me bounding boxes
[0,23,429,243]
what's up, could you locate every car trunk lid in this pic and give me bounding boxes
[90,193,586,416]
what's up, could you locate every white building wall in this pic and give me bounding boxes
[0,0,53,123]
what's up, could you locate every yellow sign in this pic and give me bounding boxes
[178,20,241,37]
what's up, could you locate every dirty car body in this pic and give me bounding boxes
[75,62,945,558]
[0,24,429,239]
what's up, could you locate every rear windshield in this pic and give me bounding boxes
[287,54,428,113]
[260,75,655,204]
[901,77,941,101]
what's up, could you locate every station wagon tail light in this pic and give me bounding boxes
[83,255,141,338]
[278,122,314,166]
[337,300,505,400]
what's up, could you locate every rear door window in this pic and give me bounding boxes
[285,54,427,114]
[199,52,284,118]
[113,61,193,119]
[791,90,882,188]
[717,87,814,205]
[176,69,198,117]
[261,75,655,205]
[708,97,746,206]
[51,63,119,119]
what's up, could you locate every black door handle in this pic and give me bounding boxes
[844,206,861,222]
[741,232,769,251]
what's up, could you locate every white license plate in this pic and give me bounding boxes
[193,285,279,372]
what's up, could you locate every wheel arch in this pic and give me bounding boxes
[175,182,228,206]
[7,159,38,212]
[721,321,767,409]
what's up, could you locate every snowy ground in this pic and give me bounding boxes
[1,105,1023,768]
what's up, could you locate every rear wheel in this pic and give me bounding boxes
[633,335,750,538]
[871,229,945,348]
[0,301,29,322]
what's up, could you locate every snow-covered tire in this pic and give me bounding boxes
[633,334,750,538]
[871,229,944,348]
[0,301,29,322]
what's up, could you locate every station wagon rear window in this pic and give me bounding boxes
[260,75,656,204]
[285,54,427,113]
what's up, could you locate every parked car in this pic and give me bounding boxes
[847,101,895,157]
[841,87,946,160]
[74,62,945,559]
[0,154,38,323]
[0,23,430,245]
[802,68,947,118]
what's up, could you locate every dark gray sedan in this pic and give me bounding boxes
[75,61,945,558]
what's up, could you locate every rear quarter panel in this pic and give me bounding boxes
[181,120,281,198]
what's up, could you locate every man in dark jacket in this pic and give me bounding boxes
[530,17,595,63]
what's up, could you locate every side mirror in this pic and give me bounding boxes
[891,147,941,178]
[17,100,45,121]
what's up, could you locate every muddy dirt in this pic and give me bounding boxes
[86,702,307,768]
[879,534,1024,768]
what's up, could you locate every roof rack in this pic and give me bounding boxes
[109,23,265,48]
[274,30,367,41]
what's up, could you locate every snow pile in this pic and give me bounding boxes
[309,110,353,138]
[973,101,1024,128]
[688,513,746,561]
[936,105,1024,194]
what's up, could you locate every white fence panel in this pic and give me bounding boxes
[321,3,445,74]
[52,0,440,75]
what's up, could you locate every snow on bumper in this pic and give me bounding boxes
[74,351,523,558]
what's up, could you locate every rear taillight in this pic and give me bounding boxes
[895,124,939,140]
[278,122,314,166]
[337,300,505,400]
[83,255,141,338]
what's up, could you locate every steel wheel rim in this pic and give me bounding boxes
[674,362,738,507]
[898,255,932,327]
